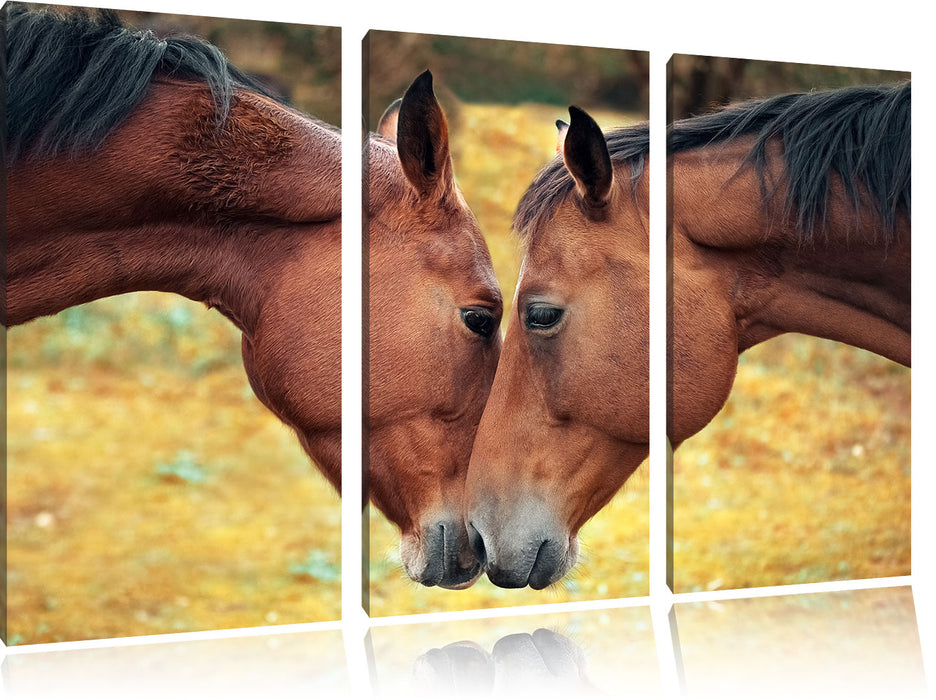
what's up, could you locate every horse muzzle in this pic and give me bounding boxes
[400,517,483,589]
[467,503,579,589]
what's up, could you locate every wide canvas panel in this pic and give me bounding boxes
[4,4,342,644]
[364,30,650,616]
[666,56,911,593]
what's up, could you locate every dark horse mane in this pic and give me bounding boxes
[515,82,910,246]
[3,3,279,163]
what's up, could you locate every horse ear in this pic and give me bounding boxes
[562,106,612,209]
[396,70,454,200]
[555,119,569,153]
[377,97,402,141]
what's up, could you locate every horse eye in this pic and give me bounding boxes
[526,304,564,330]
[461,308,496,338]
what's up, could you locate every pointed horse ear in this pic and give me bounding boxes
[555,119,569,153]
[377,97,402,141]
[562,106,612,210]
[396,70,454,200]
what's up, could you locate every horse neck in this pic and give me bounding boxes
[5,217,308,333]
[739,230,909,365]
[673,150,911,366]
[5,81,341,330]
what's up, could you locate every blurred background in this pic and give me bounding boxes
[669,57,911,592]
[668,55,907,119]
[118,8,341,125]
[364,31,650,616]
[5,6,341,644]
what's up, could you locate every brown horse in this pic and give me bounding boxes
[5,8,342,495]
[466,82,909,589]
[366,71,502,588]
[465,107,650,589]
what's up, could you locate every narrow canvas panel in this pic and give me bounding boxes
[364,30,650,615]
[666,56,911,593]
[4,3,342,644]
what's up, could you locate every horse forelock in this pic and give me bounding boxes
[4,3,281,162]
[669,82,911,241]
[513,122,649,251]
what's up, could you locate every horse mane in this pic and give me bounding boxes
[669,82,910,240]
[3,3,279,162]
[515,82,910,246]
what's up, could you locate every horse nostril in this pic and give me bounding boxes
[527,538,560,590]
[467,522,487,566]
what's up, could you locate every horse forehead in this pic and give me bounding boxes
[522,204,645,283]
[419,216,499,288]
[366,137,496,288]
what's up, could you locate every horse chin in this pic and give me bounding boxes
[529,534,579,590]
[522,534,579,590]
[437,568,483,590]
[399,518,482,589]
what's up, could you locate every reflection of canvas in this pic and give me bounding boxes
[364,30,650,615]
[674,587,924,697]
[1,589,924,696]
[667,56,911,592]
[5,5,342,644]
[3,629,351,695]
[368,607,659,696]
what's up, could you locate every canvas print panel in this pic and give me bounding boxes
[4,4,341,643]
[666,56,911,593]
[364,30,650,615]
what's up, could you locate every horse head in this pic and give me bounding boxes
[367,71,502,588]
[465,107,649,588]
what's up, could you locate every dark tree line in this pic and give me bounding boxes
[669,54,909,121]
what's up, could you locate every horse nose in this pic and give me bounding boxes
[468,502,578,589]
[400,518,482,589]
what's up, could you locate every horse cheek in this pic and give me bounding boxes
[669,280,739,444]
[240,334,275,414]
[248,288,341,488]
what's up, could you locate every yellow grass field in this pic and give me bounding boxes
[673,335,910,592]
[6,295,341,644]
